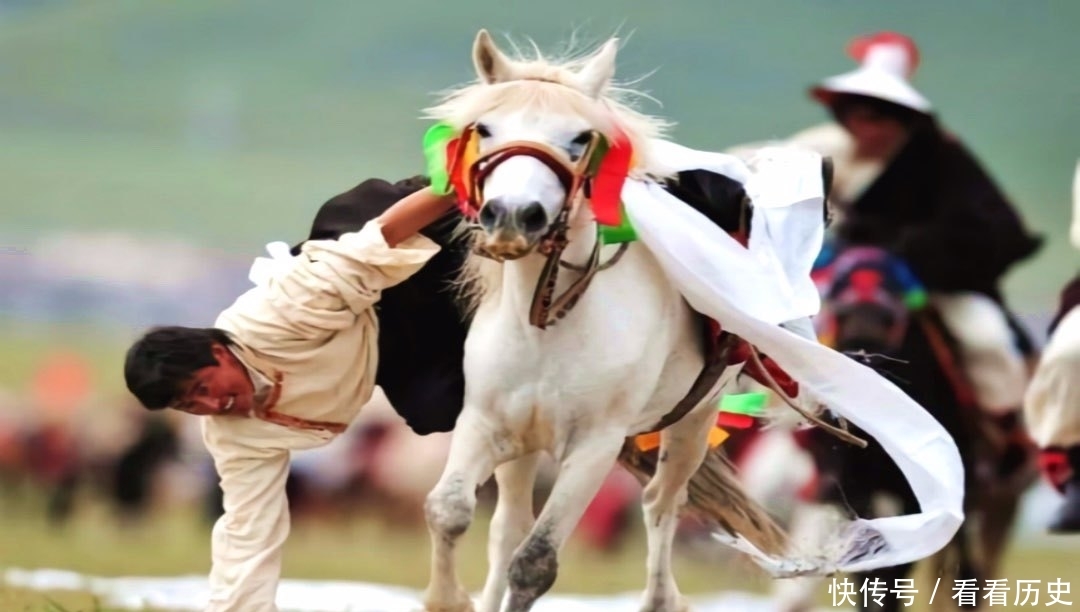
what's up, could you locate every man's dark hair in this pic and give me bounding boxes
[124,326,235,410]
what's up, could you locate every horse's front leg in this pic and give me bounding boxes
[476,452,540,612]
[504,430,626,612]
[422,410,505,612]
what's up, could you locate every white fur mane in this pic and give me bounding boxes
[423,34,673,178]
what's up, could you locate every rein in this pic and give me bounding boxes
[452,125,630,329]
[917,312,979,410]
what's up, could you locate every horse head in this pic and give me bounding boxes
[425,30,669,262]
[817,244,927,355]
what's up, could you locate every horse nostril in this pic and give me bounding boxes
[478,200,505,231]
[518,202,548,234]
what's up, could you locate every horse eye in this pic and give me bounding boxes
[475,123,492,138]
[570,131,593,146]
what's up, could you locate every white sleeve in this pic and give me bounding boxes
[201,418,293,612]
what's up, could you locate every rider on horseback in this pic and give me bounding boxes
[783,32,1043,443]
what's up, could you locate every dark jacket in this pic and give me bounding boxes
[836,118,1043,300]
[291,176,471,435]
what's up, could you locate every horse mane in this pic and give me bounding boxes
[424,33,677,317]
[423,34,673,173]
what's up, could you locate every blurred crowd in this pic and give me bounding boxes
[0,364,653,553]
[0,346,830,558]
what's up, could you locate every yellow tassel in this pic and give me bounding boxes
[634,427,729,452]
[634,431,662,452]
[707,426,730,448]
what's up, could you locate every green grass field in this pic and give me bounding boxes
[1,487,1078,612]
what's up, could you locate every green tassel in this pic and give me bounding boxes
[904,288,928,311]
[597,201,638,244]
[422,122,457,196]
[719,392,768,415]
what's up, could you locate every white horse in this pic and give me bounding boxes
[419,30,794,612]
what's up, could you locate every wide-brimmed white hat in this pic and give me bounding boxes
[810,31,932,114]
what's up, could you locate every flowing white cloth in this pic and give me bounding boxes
[622,141,964,576]
[248,240,294,286]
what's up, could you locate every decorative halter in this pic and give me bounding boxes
[422,120,637,329]
[819,246,927,349]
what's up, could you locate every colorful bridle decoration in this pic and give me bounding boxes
[421,120,638,244]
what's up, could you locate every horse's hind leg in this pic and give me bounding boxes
[638,405,715,612]
[422,411,504,612]
[504,431,626,612]
[477,452,540,612]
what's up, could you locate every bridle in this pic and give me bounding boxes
[449,123,630,329]
[821,250,915,350]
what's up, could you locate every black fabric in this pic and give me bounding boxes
[836,117,1044,300]
[291,176,470,435]
[661,169,751,234]
[1049,272,1080,337]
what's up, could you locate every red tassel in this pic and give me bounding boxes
[848,32,920,77]
[717,412,755,430]
[725,338,800,398]
[590,128,633,226]
[445,137,473,216]
[1039,449,1072,494]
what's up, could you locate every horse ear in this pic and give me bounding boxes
[472,29,515,84]
[574,38,619,99]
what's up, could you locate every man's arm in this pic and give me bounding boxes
[201,418,298,612]
[377,186,458,247]
[221,188,457,349]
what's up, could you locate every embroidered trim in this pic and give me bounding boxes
[251,371,347,435]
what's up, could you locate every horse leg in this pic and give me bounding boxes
[638,406,715,612]
[504,432,626,612]
[422,413,504,612]
[476,452,540,612]
[977,485,1024,579]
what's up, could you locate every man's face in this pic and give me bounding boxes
[172,343,256,417]
[838,105,909,160]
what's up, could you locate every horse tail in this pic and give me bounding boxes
[618,441,788,556]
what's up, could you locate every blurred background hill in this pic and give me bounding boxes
[2,1,1076,313]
